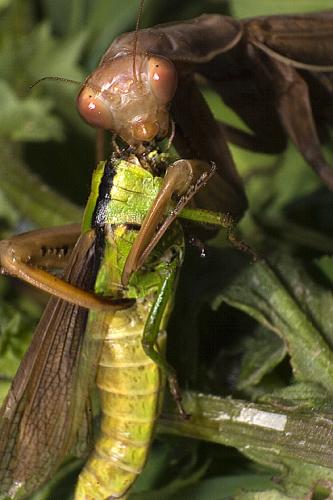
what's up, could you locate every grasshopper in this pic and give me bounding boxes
[0,144,243,498]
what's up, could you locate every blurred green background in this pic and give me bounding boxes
[1,1,333,499]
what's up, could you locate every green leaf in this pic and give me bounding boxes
[84,0,153,70]
[152,475,277,500]
[0,22,82,86]
[0,80,64,142]
[26,23,86,81]
[315,255,333,286]
[0,292,40,404]
[0,0,11,11]
[0,20,89,136]
[0,141,82,226]
[236,491,291,500]
[42,0,90,36]
[231,0,333,17]
[237,327,286,391]
[260,383,330,409]
[212,254,333,393]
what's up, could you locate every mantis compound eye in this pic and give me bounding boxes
[148,56,178,105]
[77,86,115,130]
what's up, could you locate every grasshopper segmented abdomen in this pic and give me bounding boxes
[75,304,164,499]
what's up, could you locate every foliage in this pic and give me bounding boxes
[0,0,333,499]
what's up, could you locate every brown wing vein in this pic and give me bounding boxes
[0,231,100,498]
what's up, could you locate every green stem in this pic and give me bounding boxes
[159,391,333,472]
[0,141,82,227]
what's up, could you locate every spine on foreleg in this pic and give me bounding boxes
[75,305,163,499]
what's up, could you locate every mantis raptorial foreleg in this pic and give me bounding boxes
[122,159,216,285]
[122,158,257,286]
[0,224,128,311]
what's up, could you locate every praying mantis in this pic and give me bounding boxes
[1,2,332,498]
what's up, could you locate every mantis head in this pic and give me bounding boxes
[77,53,177,144]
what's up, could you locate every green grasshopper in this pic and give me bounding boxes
[0,145,242,498]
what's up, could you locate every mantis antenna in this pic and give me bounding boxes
[132,0,145,83]
[29,76,83,90]
[29,76,106,98]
